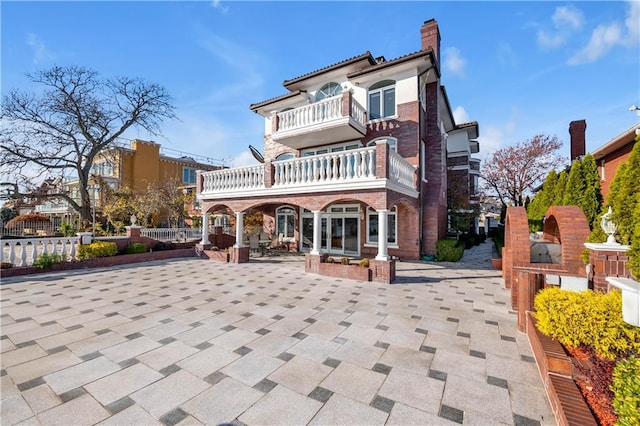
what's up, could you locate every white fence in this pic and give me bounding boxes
[140,228,202,242]
[1,236,80,267]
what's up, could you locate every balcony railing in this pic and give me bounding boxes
[276,93,367,133]
[199,144,418,199]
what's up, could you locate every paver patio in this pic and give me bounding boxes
[0,241,555,425]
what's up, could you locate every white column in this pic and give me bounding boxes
[234,212,244,248]
[200,212,210,245]
[375,209,389,261]
[311,210,322,255]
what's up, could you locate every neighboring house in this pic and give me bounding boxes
[568,120,639,203]
[197,19,479,260]
[447,120,480,233]
[35,139,224,227]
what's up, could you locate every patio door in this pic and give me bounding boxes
[300,205,360,256]
[330,217,359,255]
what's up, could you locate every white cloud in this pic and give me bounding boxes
[477,111,518,156]
[552,6,584,30]
[568,0,639,65]
[568,23,623,65]
[211,0,229,14]
[453,106,470,124]
[231,150,259,168]
[537,5,584,50]
[26,33,53,64]
[497,41,517,66]
[443,47,466,77]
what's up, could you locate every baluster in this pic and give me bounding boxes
[352,152,361,178]
[330,155,337,180]
[8,242,16,265]
[51,238,58,256]
[346,152,354,178]
[20,242,28,267]
[368,150,376,177]
[70,239,76,259]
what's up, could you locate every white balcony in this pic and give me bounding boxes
[271,92,367,150]
[198,144,418,200]
[35,201,75,214]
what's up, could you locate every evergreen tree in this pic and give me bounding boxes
[579,154,602,228]
[553,170,568,206]
[563,160,583,206]
[608,139,640,245]
[629,192,640,279]
[528,170,557,220]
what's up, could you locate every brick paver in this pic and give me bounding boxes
[0,241,555,425]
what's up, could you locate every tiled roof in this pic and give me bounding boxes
[249,89,307,112]
[347,49,438,78]
[283,52,376,88]
[456,121,479,129]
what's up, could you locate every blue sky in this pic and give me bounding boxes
[2,0,639,168]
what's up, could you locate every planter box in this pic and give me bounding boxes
[491,257,502,270]
[206,250,230,263]
[318,262,372,281]
[526,312,597,426]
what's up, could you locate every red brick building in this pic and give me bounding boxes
[591,125,638,203]
[196,19,479,260]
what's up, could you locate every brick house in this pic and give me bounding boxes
[197,19,479,260]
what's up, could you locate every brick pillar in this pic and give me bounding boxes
[375,140,389,178]
[271,111,279,134]
[264,159,274,188]
[586,243,631,292]
[420,19,441,68]
[342,91,352,118]
[517,271,543,333]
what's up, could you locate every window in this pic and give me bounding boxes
[91,161,114,177]
[367,137,398,153]
[368,80,395,120]
[316,82,342,101]
[276,206,295,238]
[275,153,295,161]
[183,167,197,184]
[367,207,397,245]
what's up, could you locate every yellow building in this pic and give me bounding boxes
[36,139,224,228]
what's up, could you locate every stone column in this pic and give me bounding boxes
[311,210,322,255]
[375,209,389,261]
[234,212,245,248]
[200,213,210,245]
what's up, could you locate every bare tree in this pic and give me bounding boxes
[1,65,176,222]
[481,134,564,208]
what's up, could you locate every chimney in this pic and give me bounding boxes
[569,120,586,160]
[421,18,441,68]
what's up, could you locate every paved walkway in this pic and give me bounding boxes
[1,241,554,425]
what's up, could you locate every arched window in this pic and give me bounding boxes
[368,80,395,120]
[367,137,398,153]
[316,82,342,101]
[275,152,295,161]
[276,206,295,239]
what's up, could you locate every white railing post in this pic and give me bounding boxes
[375,210,390,261]
[234,212,244,248]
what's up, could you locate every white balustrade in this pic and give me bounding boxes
[273,147,376,187]
[277,94,368,133]
[140,228,202,242]
[388,150,416,189]
[201,164,265,193]
[1,237,80,267]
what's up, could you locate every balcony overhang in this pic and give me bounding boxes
[272,116,366,150]
[470,140,479,154]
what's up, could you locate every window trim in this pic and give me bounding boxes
[276,206,296,239]
[368,80,396,121]
[364,206,398,247]
[316,82,342,102]
[182,167,197,184]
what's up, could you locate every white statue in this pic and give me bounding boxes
[600,206,618,245]
[130,215,138,226]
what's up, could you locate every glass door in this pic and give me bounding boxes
[330,218,343,252]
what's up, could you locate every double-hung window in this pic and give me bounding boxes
[183,167,197,184]
[368,80,395,120]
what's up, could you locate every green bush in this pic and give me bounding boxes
[78,241,118,260]
[358,258,370,268]
[126,242,147,254]
[341,257,350,265]
[435,239,464,262]
[534,287,640,359]
[325,256,335,263]
[32,253,64,269]
[0,262,13,269]
[611,356,640,426]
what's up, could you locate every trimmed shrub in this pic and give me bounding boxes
[611,356,640,426]
[1,262,13,269]
[78,241,118,260]
[126,242,147,254]
[358,258,370,268]
[154,241,174,251]
[325,257,335,264]
[534,287,640,359]
[32,253,64,269]
[435,239,464,262]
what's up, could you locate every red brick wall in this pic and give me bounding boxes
[543,206,591,276]
[504,207,530,309]
[588,249,632,293]
[598,142,634,203]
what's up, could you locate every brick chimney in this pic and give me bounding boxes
[421,18,441,68]
[569,120,586,160]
